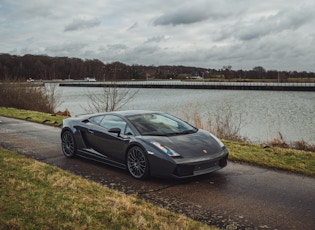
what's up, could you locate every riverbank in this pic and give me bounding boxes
[1,107,314,177]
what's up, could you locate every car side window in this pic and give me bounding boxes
[125,126,134,136]
[89,115,104,125]
[100,115,133,135]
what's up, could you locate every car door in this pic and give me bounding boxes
[85,115,131,163]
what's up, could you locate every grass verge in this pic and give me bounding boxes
[224,140,315,177]
[0,148,214,230]
[0,107,66,127]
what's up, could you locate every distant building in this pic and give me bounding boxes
[189,76,203,80]
[84,77,96,82]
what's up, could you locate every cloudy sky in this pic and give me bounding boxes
[1,0,315,71]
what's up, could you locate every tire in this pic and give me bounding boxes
[127,146,149,179]
[61,130,77,158]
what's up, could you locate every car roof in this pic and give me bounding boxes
[110,110,161,116]
[76,110,162,118]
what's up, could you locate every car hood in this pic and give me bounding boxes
[141,129,223,158]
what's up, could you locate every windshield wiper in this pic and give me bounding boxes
[166,129,197,136]
[182,129,196,134]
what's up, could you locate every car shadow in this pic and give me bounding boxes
[62,155,229,195]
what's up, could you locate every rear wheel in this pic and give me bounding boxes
[61,130,77,158]
[127,146,149,179]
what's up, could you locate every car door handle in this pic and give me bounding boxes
[88,129,94,135]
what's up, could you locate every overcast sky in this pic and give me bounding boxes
[1,0,315,71]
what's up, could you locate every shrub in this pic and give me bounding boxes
[180,104,245,142]
[266,132,315,152]
[0,82,54,113]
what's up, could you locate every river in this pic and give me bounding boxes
[54,85,315,145]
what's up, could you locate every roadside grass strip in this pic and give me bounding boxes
[225,140,315,177]
[0,148,215,230]
[0,107,66,127]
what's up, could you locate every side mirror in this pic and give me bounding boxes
[108,127,121,136]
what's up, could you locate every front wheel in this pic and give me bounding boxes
[61,130,77,158]
[127,146,149,179]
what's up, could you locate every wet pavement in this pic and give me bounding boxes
[1,116,314,229]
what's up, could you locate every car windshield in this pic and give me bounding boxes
[126,113,197,136]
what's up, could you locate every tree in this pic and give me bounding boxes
[84,84,138,113]
[253,66,266,79]
[222,65,232,79]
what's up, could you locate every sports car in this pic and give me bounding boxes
[61,110,228,179]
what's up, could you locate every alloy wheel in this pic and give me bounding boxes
[127,146,149,179]
[61,130,76,158]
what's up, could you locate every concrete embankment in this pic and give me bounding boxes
[59,81,315,91]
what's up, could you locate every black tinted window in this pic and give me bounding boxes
[127,113,197,136]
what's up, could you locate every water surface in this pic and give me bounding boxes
[56,86,315,144]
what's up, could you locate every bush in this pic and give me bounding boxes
[180,104,245,142]
[267,133,315,152]
[0,82,53,113]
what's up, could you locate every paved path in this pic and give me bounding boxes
[1,116,314,229]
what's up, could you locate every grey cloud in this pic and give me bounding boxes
[145,36,166,43]
[45,43,88,55]
[117,45,161,64]
[154,11,210,26]
[106,44,128,54]
[1,0,315,72]
[238,8,314,41]
[107,44,128,50]
[153,2,230,26]
[64,18,101,32]
[128,22,138,31]
[132,45,159,56]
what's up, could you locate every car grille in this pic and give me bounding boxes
[194,162,218,171]
[173,154,228,177]
[174,165,194,177]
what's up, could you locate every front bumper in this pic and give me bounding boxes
[171,149,229,178]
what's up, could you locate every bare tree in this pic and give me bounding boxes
[45,83,62,113]
[84,84,138,113]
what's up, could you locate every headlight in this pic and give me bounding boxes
[209,133,225,148]
[151,142,181,157]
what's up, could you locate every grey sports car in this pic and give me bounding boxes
[61,110,228,179]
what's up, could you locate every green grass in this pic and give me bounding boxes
[0,148,214,230]
[0,107,66,127]
[224,140,315,176]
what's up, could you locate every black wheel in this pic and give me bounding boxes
[61,130,77,158]
[127,146,149,179]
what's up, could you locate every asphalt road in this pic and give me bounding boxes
[0,116,314,230]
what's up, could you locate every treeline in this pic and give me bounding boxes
[1,53,315,82]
